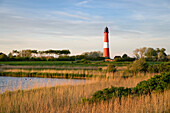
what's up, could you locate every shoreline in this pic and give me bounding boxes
[0,75,88,79]
[0,72,99,79]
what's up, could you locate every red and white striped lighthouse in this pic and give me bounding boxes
[103,27,110,58]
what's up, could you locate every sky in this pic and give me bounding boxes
[0,0,170,58]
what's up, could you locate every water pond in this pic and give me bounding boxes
[0,76,88,93]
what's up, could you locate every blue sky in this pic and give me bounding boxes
[0,0,170,57]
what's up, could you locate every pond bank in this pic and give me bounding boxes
[0,72,106,79]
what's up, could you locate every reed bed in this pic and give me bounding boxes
[0,65,100,70]
[72,90,170,113]
[2,69,157,79]
[1,74,167,113]
[0,71,99,79]
[3,69,106,77]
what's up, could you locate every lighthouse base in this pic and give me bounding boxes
[105,59,113,62]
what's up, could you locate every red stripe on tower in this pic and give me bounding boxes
[103,27,110,58]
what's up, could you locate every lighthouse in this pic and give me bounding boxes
[103,27,110,59]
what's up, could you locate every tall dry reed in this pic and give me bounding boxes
[4,69,157,79]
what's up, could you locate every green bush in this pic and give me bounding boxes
[147,63,170,73]
[127,58,148,74]
[75,59,90,64]
[83,72,170,103]
[114,57,135,62]
[0,53,8,61]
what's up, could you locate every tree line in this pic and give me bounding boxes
[0,49,70,61]
[133,47,168,61]
[8,49,71,57]
[113,47,169,62]
[0,50,104,61]
[0,47,169,61]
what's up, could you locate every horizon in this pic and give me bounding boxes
[0,0,170,58]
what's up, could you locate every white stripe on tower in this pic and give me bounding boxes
[103,42,109,48]
[103,26,110,58]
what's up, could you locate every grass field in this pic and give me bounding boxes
[0,60,168,79]
[0,61,132,66]
[0,61,166,68]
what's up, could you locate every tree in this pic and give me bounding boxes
[156,48,160,53]
[139,47,147,58]
[8,53,13,58]
[158,48,167,61]
[144,48,157,59]
[166,55,170,61]
[82,51,103,58]
[89,51,102,58]
[114,56,121,59]
[160,48,166,53]
[43,50,71,56]
[133,49,139,59]
[31,50,38,53]
[12,50,19,56]
[12,50,19,53]
[61,50,71,55]
[122,54,128,59]
[0,53,8,61]
[19,50,32,57]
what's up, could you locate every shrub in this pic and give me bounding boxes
[114,57,135,62]
[75,59,90,64]
[0,53,8,61]
[107,64,116,72]
[83,72,170,103]
[127,58,148,74]
[147,63,170,73]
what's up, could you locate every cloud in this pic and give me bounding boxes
[76,0,88,6]
[52,11,90,20]
[146,37,169,41]
[0,0,170,56]
[132,13,146,20]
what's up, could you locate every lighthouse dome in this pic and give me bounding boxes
[104,27,109,33]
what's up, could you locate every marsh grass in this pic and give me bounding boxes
[73,90,170,113]
[1,74,168,113]
[2,68,157,79]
